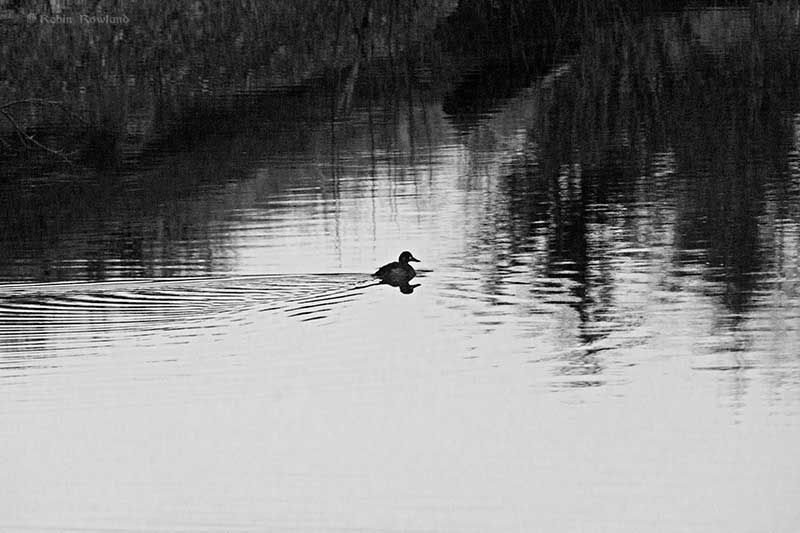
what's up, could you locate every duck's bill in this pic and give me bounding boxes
[410,257,420,262]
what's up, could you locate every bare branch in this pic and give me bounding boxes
[0,109,75,164]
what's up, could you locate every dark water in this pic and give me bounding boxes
[2,5,800,532]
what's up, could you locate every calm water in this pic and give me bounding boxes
[2,5,800,532]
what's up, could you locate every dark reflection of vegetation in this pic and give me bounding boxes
[439,0,668,125]
[440,3,800,384]
[482,4,800,316]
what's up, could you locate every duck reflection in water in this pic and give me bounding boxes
[373,251,421,294]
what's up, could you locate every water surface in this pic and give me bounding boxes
[2,4,800,532]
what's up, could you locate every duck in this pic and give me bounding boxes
[373,251,420,285]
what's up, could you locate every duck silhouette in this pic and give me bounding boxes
[373,251,420,286]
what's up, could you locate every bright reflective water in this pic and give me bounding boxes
[2,5,800,532]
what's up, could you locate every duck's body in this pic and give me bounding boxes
[373,251,420,285]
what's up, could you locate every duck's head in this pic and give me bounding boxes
[398,251,420,264]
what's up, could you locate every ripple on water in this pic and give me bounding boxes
[0,274,371,365]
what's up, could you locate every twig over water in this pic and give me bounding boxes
[0,98,82,163]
